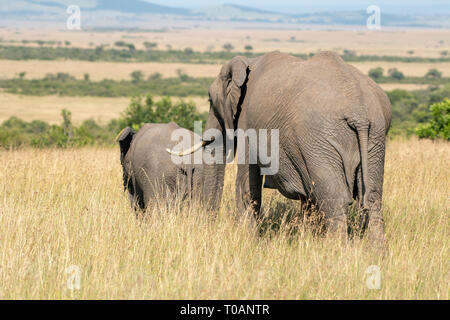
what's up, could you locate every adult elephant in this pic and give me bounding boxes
[169,51,391,247]
[118,122,203,210]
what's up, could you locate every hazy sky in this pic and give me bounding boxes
[144,0,450,14]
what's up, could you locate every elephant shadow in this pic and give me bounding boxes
[259,191,364,238]
[259,192,325,238]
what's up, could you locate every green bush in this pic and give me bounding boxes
[0,95,206,149]
[119,95,206,132]
[143,42,157,50]
[425,68,442,79]
[368,67,383,80]
[388,68,405,80]
[130,70,144,83]
[415,98,450,140]
[0,116,68,148]
[386,84,450,135]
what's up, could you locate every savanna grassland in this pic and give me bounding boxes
[2,28,449,57]
[0,24,449,300]
[0,138,448,299]
[1,27,449,126]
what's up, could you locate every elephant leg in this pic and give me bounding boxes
[128,191,137,210]
[316,198,350,240]
[365,199,387,250]
[364,190,387,251]
[236,164,263,220]
[310,170,352,240]
[365,139,388,251]
[127,185,144,211]
[128,187,145,218]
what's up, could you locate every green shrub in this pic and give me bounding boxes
[223,43,234,52]
[0,95,206,149]
[143,42,157,50]
[425,68,442,79]
[119,95,206,132]
[130,70,144,83]
[44,72,76,82]
[388,68,405,80]
[148,72,162,80]
[368,67,383,80]
[415,98,450,140]
[387,84,450,136]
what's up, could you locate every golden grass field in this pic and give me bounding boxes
[2,59,449,80]
[2,28,450,57]
[0,138,448,299]
[0,60,222,81]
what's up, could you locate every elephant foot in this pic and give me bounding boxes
[325,215,348,243]
[366,217,388,255]
[238,210,259,233]
[249,199,261,219]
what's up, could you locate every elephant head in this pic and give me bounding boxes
[167,56,250,210]
[201,56,250,210]
[207,56,249,138]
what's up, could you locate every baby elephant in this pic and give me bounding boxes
[117,122,203,210]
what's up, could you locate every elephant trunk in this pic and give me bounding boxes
[201,111,227,211]
[202,162,225,211]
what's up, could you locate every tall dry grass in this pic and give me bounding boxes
[0,138,448,299]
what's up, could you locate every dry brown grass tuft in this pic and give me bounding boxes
[0,138,448,299]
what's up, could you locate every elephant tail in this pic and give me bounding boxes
[346,115,370,209]
[355,124,370,209]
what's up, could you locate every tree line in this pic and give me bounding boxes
[0,90,448,149]
[2,70,449,98]
[1,45,450,64]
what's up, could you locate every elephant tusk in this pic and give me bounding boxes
[114,128,127,142]
[166,138,215,156]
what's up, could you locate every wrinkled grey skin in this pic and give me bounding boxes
[118,122,203,210]
[200,51,391,246]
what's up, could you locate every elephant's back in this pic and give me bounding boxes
[127,123,192,190]
[246,51,387,126]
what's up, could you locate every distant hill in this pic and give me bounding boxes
[191,3,285,21]
[0,0,448,29]
[0,0,188,14]
[93,0,188,15]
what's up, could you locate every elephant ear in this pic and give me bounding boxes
[222,56,249,134]
[117,127,135,165]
